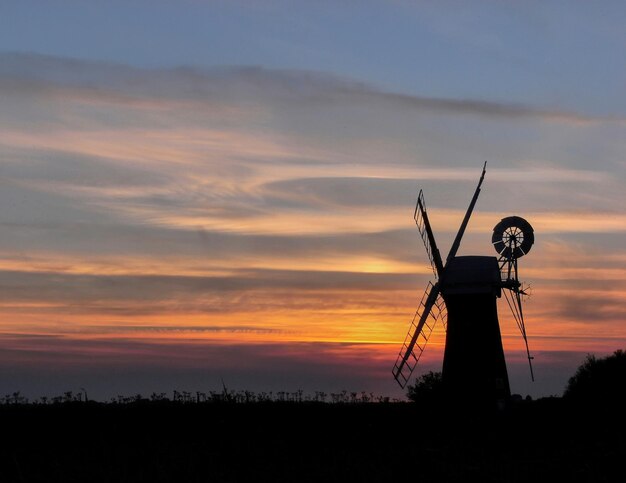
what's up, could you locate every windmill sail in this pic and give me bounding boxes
[392,281,445,388]
[446,161,486,263]
[414,190,443,277]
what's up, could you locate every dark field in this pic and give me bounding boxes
[2,398,624,483]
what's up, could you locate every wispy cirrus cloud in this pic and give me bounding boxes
[3,52,622,125]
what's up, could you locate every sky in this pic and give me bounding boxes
[0,0,624,401]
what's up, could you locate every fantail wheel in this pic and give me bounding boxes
[492,216,534,260]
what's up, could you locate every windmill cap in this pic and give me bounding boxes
[442,256,502,295]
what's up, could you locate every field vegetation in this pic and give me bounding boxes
[2,351,624,482]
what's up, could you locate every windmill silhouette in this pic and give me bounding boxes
[392,163,534,405]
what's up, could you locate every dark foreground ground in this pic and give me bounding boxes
[1,398,624,483]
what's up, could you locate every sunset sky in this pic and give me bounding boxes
[1,1,625,400]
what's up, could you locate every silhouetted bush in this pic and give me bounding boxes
[564,349,626,405]
[406,370,443,404]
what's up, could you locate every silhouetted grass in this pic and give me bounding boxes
[2,387,398,406]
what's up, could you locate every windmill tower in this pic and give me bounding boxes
[392,163,535,406]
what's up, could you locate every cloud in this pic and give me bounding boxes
[2,53,623,238]
[91,325,288,335]
[0,146,171,188]
[549,292,626,323]
[0,52,624,399]
[2,52,621,125]
[0,268,419,303]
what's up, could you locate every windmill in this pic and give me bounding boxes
[392,163,535,404]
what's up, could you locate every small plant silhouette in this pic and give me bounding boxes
[406,371,443,404]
